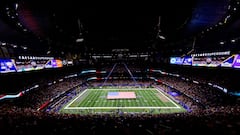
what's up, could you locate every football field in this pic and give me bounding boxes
[60,88,186,114]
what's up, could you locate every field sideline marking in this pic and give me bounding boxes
[154,87,181,109]
[64,88,181,110]
[64,89,89,109]
[65,106,179,109]
[87,88,156,91]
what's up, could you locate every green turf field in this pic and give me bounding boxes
[60,88,186,114]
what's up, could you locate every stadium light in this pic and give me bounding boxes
[76,18,84,42]
[15,3,18,10]
[156,16,166,40]
[158,35,166,40]
[76,38,84,42]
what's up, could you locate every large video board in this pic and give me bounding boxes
[0,56,63,73]
[170,54,240,69]
[0,59,16,73]
[45,59,63,68]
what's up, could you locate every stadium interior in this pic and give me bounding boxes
[0,0,240,134]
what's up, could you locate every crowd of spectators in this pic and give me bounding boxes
[0,65,240,134]
[157,75,231,107]
[1,106,240,134]
[162,65,239,92]
[154,84,201,112]
[90,80,152,88]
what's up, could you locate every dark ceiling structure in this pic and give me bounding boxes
[0,0,239,56]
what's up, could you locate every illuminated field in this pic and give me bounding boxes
[60,88,186,114]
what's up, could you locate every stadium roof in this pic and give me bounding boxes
[0,0,239,55]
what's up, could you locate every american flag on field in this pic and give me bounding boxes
[107,92,136,99]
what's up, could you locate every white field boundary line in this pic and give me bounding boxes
[87,88,156,91]
[64,89,89,109]
[154,87,181,109]
[65,106,179,109]
[64,88,181,110]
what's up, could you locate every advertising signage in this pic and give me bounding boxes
[233,54,240,68]
[170,54,240,69]
[0,59,16,73]
[170,57,192,65]
[0,57,63,73]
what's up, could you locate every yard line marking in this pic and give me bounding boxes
[87,88,156,91]
[64,89,88,109]
[64,88,181,110]
[65,106,179,109]
[155,88,181,108]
